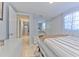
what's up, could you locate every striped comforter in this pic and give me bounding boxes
[44,36,79,57]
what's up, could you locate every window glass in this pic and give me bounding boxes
[64,11,79,31]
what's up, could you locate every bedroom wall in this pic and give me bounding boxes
[0,3,9,40]
[46,14,79,37]
[0,2,17,40]
[29,15,46,45]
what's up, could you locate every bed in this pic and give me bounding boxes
[37,34,79,57]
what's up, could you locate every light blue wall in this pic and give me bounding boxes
[0,3,9,40]
[29,15,46,45]
[46,13,79,37]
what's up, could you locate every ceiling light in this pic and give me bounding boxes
[49,0,54,4]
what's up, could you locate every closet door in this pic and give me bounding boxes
[9,6,16,39]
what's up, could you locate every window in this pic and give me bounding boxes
[42,22,46,31]
[38,22,46,32]
[64,11,79,31]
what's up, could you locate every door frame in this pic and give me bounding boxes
[17,13,31,38]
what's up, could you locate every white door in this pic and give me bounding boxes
[9,6,16,39]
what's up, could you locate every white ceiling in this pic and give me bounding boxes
[10,2,79,20]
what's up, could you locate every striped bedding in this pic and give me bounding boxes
[44,36,79,57]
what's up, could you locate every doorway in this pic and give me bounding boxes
[17,15,29,39]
